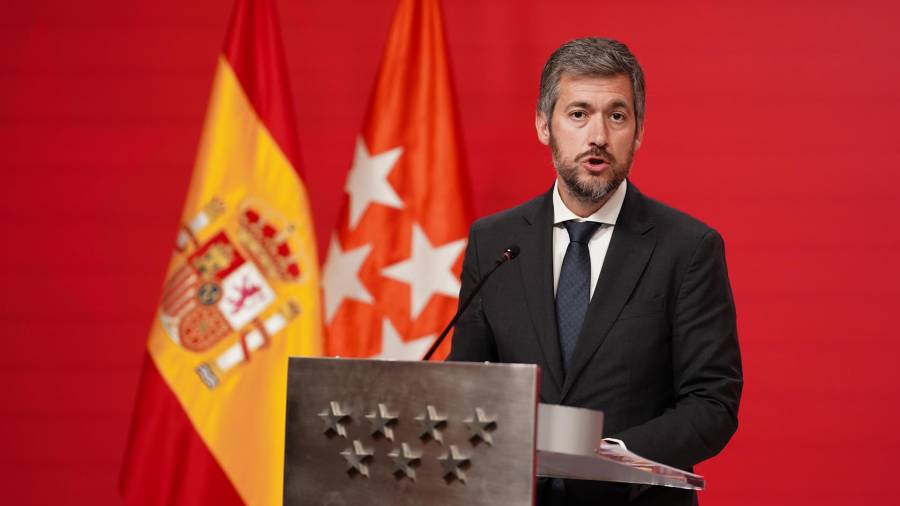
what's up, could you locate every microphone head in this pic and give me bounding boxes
[502,245,520,261]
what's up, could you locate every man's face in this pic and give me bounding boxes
[536,73,643,204]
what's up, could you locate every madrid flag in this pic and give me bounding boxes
[323,0,472,360]
[120,1,321,504]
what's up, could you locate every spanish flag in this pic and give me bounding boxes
[119,0,321,504]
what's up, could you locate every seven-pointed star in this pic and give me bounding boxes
[345,136,404,229]
[438,445,470,483]
[388,442,422,481]
[322,236,374,324]
[415,405,448,443]
[381,224,466,320]
[464,407,498,446]
[371,318,434,360]
[365,403,399,441]
[318,401,351,438]
[340,440,374,477]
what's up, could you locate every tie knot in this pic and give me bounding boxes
[564,220,602,244]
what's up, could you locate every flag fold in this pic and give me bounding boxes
[324,0,473,361]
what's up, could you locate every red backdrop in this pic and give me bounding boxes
[2,0,899,504]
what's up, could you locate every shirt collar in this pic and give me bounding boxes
[552,178,628,226]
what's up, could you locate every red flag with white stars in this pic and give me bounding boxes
[323,0,472,360]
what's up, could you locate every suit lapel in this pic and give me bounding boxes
[561,182,656,400]
[516,188,565,394]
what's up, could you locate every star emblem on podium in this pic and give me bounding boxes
[340,440,374,477]
[365,403,399,441]
[415,405,448,443]
[464,407,498,446]
[438,445,470,483]
[387,442,421,481]
[318,401,351,438]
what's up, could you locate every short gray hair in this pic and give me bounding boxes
[538,37,646,131]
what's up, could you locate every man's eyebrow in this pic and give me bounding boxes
[563,99,632,111]
[563,100,593,110]
[607,98,631,110]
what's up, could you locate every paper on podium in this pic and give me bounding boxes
[536,404,705,490]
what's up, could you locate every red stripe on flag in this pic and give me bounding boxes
[119,353,244,505]
[222,0,303,175]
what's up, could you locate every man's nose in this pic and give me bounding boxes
[588,117,608,147]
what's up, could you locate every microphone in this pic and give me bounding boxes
[422,245,520,361]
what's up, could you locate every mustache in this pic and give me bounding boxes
[576,146,616,164]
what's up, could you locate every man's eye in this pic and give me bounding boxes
[611,112,625,122]
[570,111,586,120]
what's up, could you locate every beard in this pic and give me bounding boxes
[550,133,633,204]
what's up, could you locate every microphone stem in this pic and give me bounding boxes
[422,257,508,361]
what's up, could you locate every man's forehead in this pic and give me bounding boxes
[557,73,633,108]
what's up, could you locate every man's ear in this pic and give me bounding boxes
[633,124,645,151]
[535,112,550,146]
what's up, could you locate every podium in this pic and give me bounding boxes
[284,357,703,505]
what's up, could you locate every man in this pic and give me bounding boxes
[448,38,742,505]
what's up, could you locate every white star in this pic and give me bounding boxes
[345,136,404,229]
[322,236,374,324]
[381,224,466,320]
[371,318,434,360]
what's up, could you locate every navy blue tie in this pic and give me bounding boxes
[556,220,602,374]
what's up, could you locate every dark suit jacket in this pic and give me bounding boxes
[448,181,742,505]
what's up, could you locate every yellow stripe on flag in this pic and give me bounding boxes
[146,56,321,505]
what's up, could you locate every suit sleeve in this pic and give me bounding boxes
[610,229,743,470]
[447,222,499,362]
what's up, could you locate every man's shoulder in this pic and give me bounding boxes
[470,191,547,233]
[638,189,721,243]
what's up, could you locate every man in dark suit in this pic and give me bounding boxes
[448,38,742,505]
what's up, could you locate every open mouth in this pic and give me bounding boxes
[585,157,608,168]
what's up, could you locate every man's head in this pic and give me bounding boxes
[535,38,646,211]
[538,38,646,132]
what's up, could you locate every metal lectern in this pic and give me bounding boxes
[284,357,703,506]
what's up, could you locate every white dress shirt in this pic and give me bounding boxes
[552,179,628,301]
